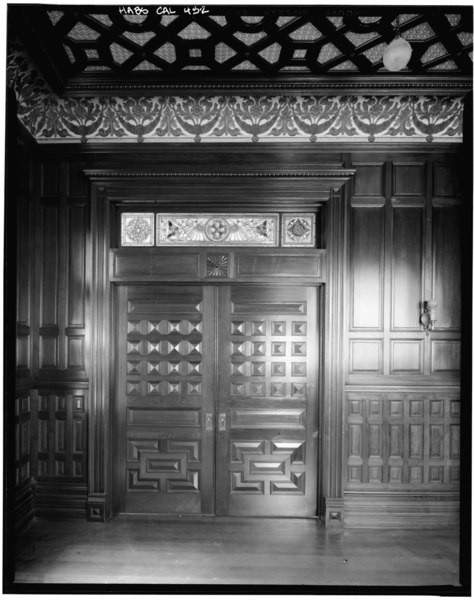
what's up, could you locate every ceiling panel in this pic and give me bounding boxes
[8,5,473,95]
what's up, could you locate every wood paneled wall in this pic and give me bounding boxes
[12,143,465,527]
[344,153,462,527]
[11,97,37,529]
[347,155,461,382]
[31,158,90,518]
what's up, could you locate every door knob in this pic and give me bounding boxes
[218,413,227,431]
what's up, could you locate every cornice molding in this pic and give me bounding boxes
[85,170,357,178]
[64,78,473,97]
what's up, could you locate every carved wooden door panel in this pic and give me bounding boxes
[216,285,319,517]
[116,284,319,516]
[115,285,216,514]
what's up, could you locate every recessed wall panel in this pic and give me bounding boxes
[237,254,322,279]
[349,340,382,373]
[40,336,58,369]
[390,340,422,373]
[393,163,425,196]
[352,163,385,197]
[231,409,305,430]
[68,203,86,328]
[127,409,201,428]
[392,207,423,329]
[17,195,32,325]
[350,207,384,330]
[114,253,200,279]
[431,340,461,373]
[40,203,59,327]
[67,336,85,370]
[432,207,461,329]
[433,163,461,197]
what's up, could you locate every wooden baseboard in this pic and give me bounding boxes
[344,491,459,529]
[34,481,88,519]
[15,482,34,532]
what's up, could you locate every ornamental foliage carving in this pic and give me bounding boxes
[8,41,464,144]
[157,215,279,246]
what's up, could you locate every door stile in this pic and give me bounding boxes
[304,285,319,515]
[200,285,218,515]
[215,286,232,516]
[114,285,127,513]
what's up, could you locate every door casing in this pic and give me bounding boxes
[85,170,351,523]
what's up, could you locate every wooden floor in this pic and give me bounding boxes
[10,516,463,592]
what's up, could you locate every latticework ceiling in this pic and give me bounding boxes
[8,5,473,95]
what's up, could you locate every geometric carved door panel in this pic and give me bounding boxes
[115,284,319,516]
[115,285,215,515]
[216,286,319,517]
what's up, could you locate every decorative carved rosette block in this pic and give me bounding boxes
[282,214,316,247]
[121,213,155,246]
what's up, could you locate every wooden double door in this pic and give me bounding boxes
[114,283,319,517]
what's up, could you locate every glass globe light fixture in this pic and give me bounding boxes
[383,35,412,71]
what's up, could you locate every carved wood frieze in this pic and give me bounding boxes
[8,41,465,144]
[120,213,321,247]
[156,214,279,246]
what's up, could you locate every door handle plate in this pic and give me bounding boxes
[218,413,227,431]
[205,412,213,431]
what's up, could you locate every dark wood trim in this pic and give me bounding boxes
[34,482,88,519]
[111,248,327,284]
[321,187,348,525]
[344,491,459,528]
[86,185,112,521]
[61,75,473,98]
[14,482,35,532]
[85,169,353,522]
[84,170,356,178]
[37,142,465,158]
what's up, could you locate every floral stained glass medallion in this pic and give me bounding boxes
[156,214,279,246]
[121,213,155,246]
[282,214,316,247]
